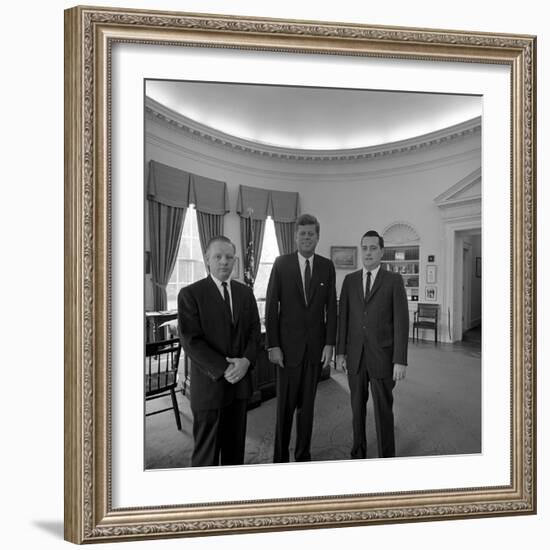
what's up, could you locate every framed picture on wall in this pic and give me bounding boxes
[426,264,437,284]
[65,5,536,544]
[330,246,358,269]
[425,286,437,301]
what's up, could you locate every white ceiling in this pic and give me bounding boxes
[146,80,481,151]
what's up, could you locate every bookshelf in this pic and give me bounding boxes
[381,245,419,301]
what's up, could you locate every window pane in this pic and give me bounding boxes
[259,218,280,262]
[182,212,193,237]
[254,262,272,300]
[257,299,266,326]
[190,238,204,261]
[166,283,177,310]
[189,207,198,231]
[168,268,178,285]
[178,260,192,283]
[180,237,191,258]
[193,260,206,281]
[166,206,207,292]
[252,217,279,299]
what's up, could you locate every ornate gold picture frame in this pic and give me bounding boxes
[64,5,536,544]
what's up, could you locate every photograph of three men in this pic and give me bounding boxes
[144,79,482,470]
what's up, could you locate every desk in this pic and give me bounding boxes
[145,310,177,342]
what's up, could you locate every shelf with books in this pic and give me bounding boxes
[382,245,419,301]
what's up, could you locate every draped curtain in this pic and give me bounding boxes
[147,160,190,311]
[190,173,230,263]
[148,202,186,311]
[147,161,229,308]
[147,160,299,304]
[274,221,296,255]
[269,189,300,255]
[196,212,224,257]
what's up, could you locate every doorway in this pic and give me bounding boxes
[454,230,481,341]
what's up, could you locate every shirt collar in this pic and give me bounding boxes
[363,264,381,281]
[210,274,231,291]
[297,252,314,269]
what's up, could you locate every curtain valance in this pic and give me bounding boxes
[147,160,191,208]
[268,189,300,223]
[189,173,229,215]
[147,161,229,214]
[237,185,300,222]
[236,185,270,220]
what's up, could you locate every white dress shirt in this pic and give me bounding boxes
[362,264,381,298]
[210,274,233,315]
[297,253,314,299]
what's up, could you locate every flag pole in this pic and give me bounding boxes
[244,207,255,289]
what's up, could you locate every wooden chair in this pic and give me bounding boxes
[145,338,182,430]
[413,304,439,344]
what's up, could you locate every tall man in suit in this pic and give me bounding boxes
[336,230,409,459]
[178,236,260,467]
[266,214,337,463]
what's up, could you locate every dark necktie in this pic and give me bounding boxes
[222,281,233,323]
[304,259,311,304]
[364,271,372,303]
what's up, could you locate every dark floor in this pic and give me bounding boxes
[145,334,481,469]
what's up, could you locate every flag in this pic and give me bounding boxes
[244,209,255,289]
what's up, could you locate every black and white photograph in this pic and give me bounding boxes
[56,1,540,545]
[144,80,483,470]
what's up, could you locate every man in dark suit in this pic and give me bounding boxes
[336,230,409,459]
[178,236,260,467]
[265,214,337,463]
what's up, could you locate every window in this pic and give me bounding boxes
[253,217,280,319]
[166,205,206,310]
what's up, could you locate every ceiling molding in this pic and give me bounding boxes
[146,132,481,183]
[145,97,482,163]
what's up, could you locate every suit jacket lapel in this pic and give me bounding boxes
[307,254,321,304]
[230,279,241,326]
[352,270,364,304]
